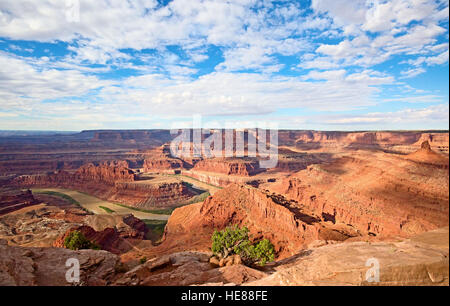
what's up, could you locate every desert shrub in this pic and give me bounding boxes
[211,225,275,266]
[250,239,275,266]
[64,230,100,250]
[140,256,147,264]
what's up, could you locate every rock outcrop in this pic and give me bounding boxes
[11,163,194,209]
[0,239,120,286]
[270,149,449,238]
[156,184,359,259]
[0,204,84,247]
[0,188,38,215]
[142,144,186,172]
[75,161,136,183]
[0,197,150,254]
[180,170,250,187]
[246,227,449,286]
[193,158,261,176]
[53,214,149,254]
[278,130,449,153]
[12,161,135,186]
[406,141,449,168]
[143,158,184,172]
[114,251,267,286]
[84,214,148,239]
[53,226,130,255]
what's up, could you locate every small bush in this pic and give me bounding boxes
[211,225,275,266]
[64,230,100,250]
[140,257,147,264]
[250,239,275,266]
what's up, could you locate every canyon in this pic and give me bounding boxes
[8,162,196,210]
[1,130,447,176]
[0,129,448,286]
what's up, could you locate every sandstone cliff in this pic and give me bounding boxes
[11,162,194,209]
[269,146,449,238]
[192,158,261,176]
[75,161,136,183]
[156,184,359,259]
[53,223,146,255]
[143,158,184,172]
[278,130,449,153]
[0,188,38,215]
[406,140,449,168]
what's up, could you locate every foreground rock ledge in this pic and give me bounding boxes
[0,240,120,286]
[0,227,448,286]
[244,227,449,286]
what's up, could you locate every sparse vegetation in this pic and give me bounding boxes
[34,190,80,205]
[211,225,275,266]
[110,190,210,215]
[140,256,147,264]
[112,202,174,215]
[33,190,89,212]
[184,191,210,204]
[63,230,100,250]
[99,205,115,213]
[142,219,167,242]
[166,173,223,189]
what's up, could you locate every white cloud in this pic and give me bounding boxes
[0,51,109,109]
[400,67,426,78]
[0,0,312,71]
[402,47,448,76]
[92,69,397,119]
[309,0,448,69]
[0,0,448,130]
[311,0,367,28]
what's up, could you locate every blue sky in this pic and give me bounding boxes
[0,0,448,131]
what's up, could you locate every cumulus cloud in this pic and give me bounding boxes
[0,0,448,130]
[309,0,448,68]
[0,51,108,109]
[400,67,427,78]
[0,0,312,69]
[95,69,398,118]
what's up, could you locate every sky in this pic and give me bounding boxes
[0,0,448,131]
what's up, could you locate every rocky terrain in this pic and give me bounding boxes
[278,130,449,153]
[192,158,262,176]
[266,142,448,238]
[0,200,149,250]
[245,227,449,286]
[0,130,448,286]
[142,144,186,172]
[8,162,196,209]
[154,184,359,259]
[141,142,448,261]
[1,224,447,286]
[0,188,38,216]
[1,130,447,176]
[0,239,121,286]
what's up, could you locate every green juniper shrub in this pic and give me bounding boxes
[63,230,100,250]
[251,239,275,266]
[211,225,275,266]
